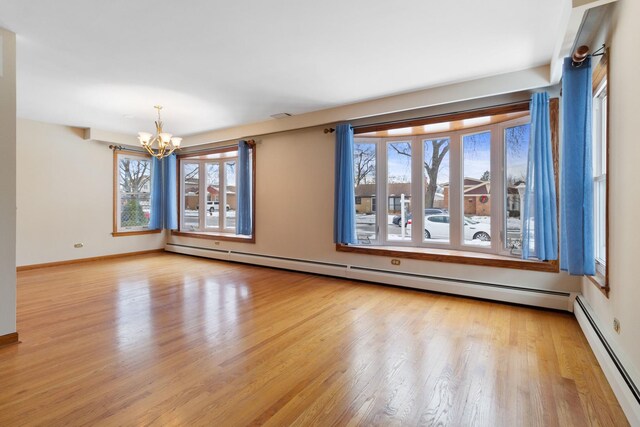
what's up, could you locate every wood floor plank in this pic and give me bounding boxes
[0,252,629,426]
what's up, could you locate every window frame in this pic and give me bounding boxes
[342,100,560,272]
[112,150,160,237]
[173,145,256,243]
[589,49,610,294]
[360,118,528,255]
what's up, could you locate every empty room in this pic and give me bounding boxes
[1,0,639,425]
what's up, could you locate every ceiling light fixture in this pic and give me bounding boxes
[138,105,181,159]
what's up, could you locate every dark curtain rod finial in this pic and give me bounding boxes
[571,43,606,67]
[109,145,124,151]
[572,45,590,65]
[324,128,335,134]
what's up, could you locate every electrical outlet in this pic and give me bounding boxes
[613,318,621,334]
[391,259,401,266]
[74,243,84,248]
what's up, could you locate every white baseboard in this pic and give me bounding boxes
[166,243,573,311]
[347,267,573,311]
[574,296,640,426]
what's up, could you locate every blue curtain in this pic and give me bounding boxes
[522,92,558,260]
[236,140,252,236]
[149,156,163,229]
[334,124,357,244]
[149,154,177,230]
[561,57,595,275]
[163,154,178,230]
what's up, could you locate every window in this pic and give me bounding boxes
[114,151,156,235]
[504,122,531,253]
[350,102,551,261]
[593,64,608,280]
[177,146,254,240]
[354,142,377,242]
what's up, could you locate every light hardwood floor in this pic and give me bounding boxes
[0,253,628,426]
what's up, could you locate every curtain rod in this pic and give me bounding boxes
[176,139,255,156]
[109,144,145,153]
[322,99,532,134]
[180,143,237,155]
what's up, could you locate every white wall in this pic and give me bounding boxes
[580,0,640,391]
[16,119,165,266]
[0,28,17,336]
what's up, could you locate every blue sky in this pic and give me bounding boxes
[387,142,412,183]
[424,139,450,184]
[505,124,530,181]
[359,123,529,185]
[463,131,491,180]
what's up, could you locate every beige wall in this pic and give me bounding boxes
[581,0,640,389]
[0,29,17,336]
[169,122,579,295]
[16,119,165,267]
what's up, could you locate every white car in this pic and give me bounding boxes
[408,214,491,241]
[206,200,230,213]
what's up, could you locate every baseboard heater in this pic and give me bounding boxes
[574,296,640,424]
[165,243,574,311]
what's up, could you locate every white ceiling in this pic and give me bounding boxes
[0,0,567,136]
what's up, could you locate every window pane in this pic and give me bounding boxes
[183,163,199,230]
[462,131,492,247]
[205,163,220,228]
[601,91,607,174]
[423,138,450,243]
[225,161,236,229]
[118,157,151,229]
[354,142,377,244]
[504,123,530,253]
[595,178,607,263]
[593,83,607,271]
[387,141,411,242]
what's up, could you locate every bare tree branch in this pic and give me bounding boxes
[354,144,376,186]
[390,139,449,208]
[119,158,151,193]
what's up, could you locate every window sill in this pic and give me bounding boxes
[171,230,255,243]
[587,272,609,297]
[112,229,162,237]
[336,244,559,273]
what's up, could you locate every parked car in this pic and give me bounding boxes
[206,201,230,213]
[407,214,491,241]
[392,208,448,227]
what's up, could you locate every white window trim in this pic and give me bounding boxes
[355,115,530,258]
[179,156,238,234]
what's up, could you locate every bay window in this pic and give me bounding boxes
[352,103,545,260]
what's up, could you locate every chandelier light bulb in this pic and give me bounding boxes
[138,132,152,145]
[159,133,173,144]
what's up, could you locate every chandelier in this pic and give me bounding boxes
[138,105,181,159]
